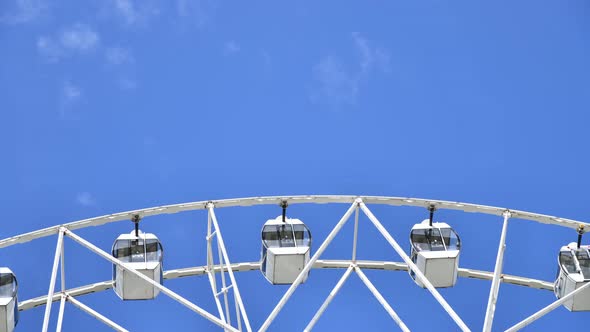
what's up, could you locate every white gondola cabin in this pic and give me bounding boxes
[554,243,590,311]
[112,230,163,300]
[0,268,18,332]
[261,216,312,284]
[409,219,461,288]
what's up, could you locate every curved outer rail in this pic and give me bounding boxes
[1,195,588,249]
[18,259,554,312]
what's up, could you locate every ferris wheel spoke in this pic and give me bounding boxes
[483,211,511,332]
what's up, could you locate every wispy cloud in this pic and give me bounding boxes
[352,32,390,74]
[76,192,96,206]
[0,0,47,24]
[310,32,390,107]
[176,0,214,27]
[117,77,137,90]
[37,24,99,62]
[63,81,81,101]
[60,24,99,52]
[59,80,82,115]
[105,47,134,65]
[37,36,63,62]
[223,41,240,56]
[311,56,359,106]
[112,0,160,26]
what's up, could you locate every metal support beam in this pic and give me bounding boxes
[259,200,358,332]
[206,209,227,324]
[56,294,66,332]
[482,210,510,332]
[304,265,355,332]
[42,228,64,332]
[355,267,410,332]
[217,232,232,326]
[352,205,359,262]
[505,280,590,332]
[66,294,129,332]
[208,204,252,332]
[359,203,470,332]
[63,229,239,332]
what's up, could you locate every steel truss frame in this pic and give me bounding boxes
[2,195,588,331]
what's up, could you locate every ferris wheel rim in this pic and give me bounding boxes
[0,194,587,250]
[17,259,555,312]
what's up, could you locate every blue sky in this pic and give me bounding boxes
[1,0,589,331]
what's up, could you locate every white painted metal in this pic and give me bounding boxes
[66,295,129,332]
[304,265,354,332]
[206,210,227,324]
[359,202,471,332]
[352,205,359,262]
[4,195,585,331]
[208,204,253,332]
[2,195,588,250]
[18,260,556,312]
[64,229,240,332]
[258,201,358,332]
[505,279,590,332]
[60,238,65,293]
[56,295,66,332]
[482,211,510,332]
[216,234,231,325]
[355,267,410,332]
[42,228,64,332]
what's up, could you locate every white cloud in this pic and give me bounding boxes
[176,0,214,27]
[117,77,137,90]
[60,24,99,52]
[63,81,81,101]
[311,56,358,106]
[352,32,390,74]
[112,0,160,25]
[310,33,390,107]
[59,80,82,114]
[37,36,62,62]
[105,47,133,65]
[223,41,240,55]
[76,192,96,206]
[0,0,47,24]
[37,24,99,62]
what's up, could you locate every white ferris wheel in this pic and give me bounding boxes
[0,195,588,331]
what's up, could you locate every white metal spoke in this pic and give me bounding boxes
[304,265,354,332]
[505,280,590,332]
[355,267,410,332]
[359,202,471,332]
[208,204,252,332]
[483,211,511,332]
[56,294,66,332]
[64,229,239,332]
[42,228,64,332]
[352,205,359,262]
[217,233,232,326]
[259,200,358,332]
[207,210,227,323]
[66,294,129,332]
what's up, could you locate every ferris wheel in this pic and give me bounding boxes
[0,195,589,331]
